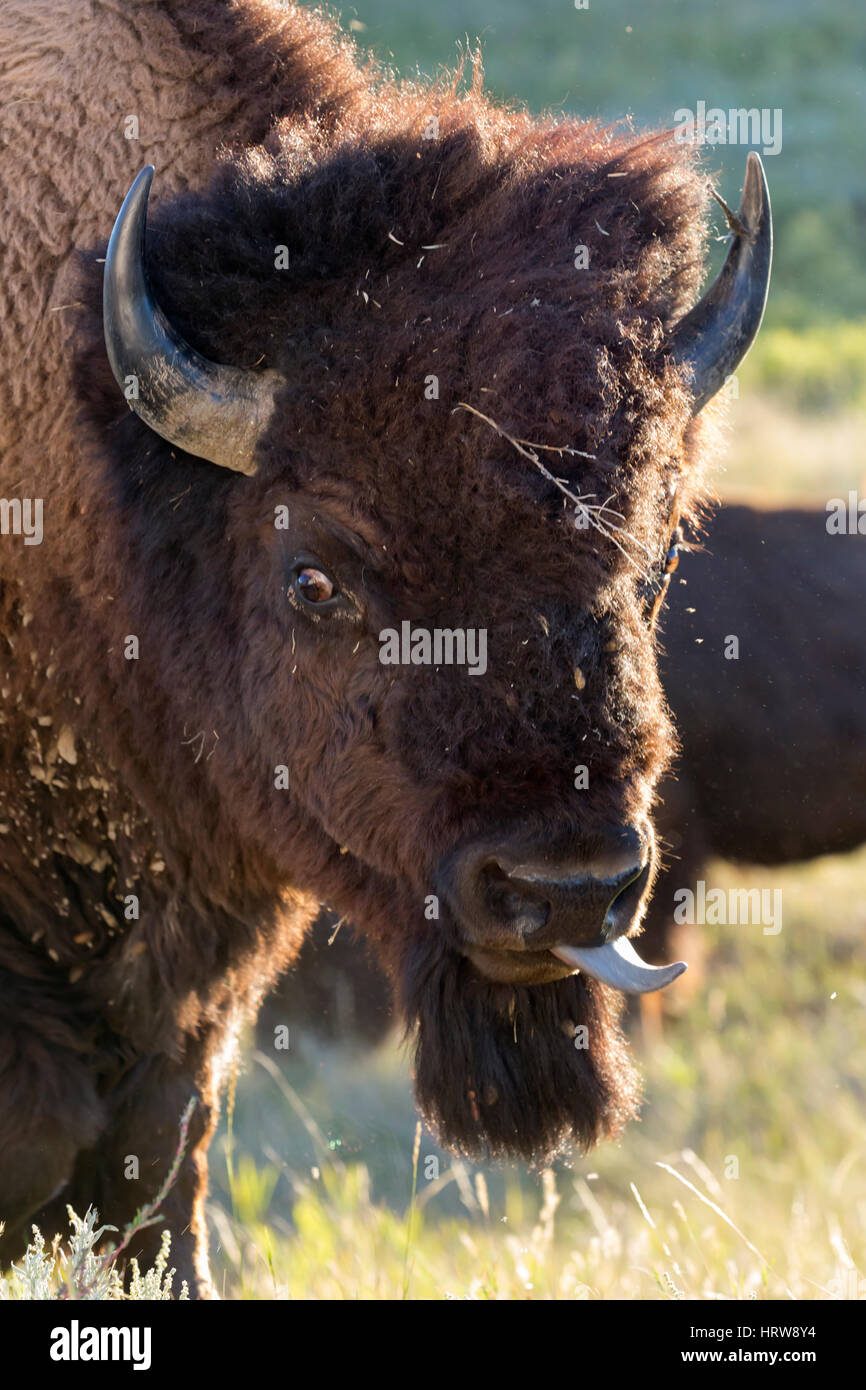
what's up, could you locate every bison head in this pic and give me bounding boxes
[93,116,769,1161]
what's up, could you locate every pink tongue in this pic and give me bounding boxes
[551,937,687,994]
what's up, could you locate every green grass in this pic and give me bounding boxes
[744,321,866,415]
[207,848,866,1299]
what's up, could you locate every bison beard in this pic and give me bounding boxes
[404,935,639,1160]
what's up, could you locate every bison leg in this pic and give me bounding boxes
[0,1106,99,1264]
[0,1007,105,1263]
[51,1055,217,1299]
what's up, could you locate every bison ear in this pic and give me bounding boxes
[103,167,281,476]
[669,151,772,414]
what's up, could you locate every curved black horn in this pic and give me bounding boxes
[670,151,772,414]
[103,167,280,475]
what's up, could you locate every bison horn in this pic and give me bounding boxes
[670,151,772,414]
[103,167,280,475]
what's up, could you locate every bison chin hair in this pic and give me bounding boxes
[401,933,641,1162]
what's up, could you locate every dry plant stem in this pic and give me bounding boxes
[455,402,654,578]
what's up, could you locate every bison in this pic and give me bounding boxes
[647,502,866,962]
[0,0,770,1296]
[262,502,866,1041]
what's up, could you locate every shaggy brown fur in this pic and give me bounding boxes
[647,502,866,960]
[1,0,720,1291]
[266,503,866,1041]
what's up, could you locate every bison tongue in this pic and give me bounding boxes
[550,937,687,994]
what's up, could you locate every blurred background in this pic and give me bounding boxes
[212,0,866,1298]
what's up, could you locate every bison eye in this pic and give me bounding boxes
[294,564,337,608]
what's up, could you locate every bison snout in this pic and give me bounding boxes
[436,825,652,964]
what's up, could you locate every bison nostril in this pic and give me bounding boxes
[602,861,651,935]
[483,854,649,946]
[604,863,645,907]
[481,862,550,932]
[436,826,653,954]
